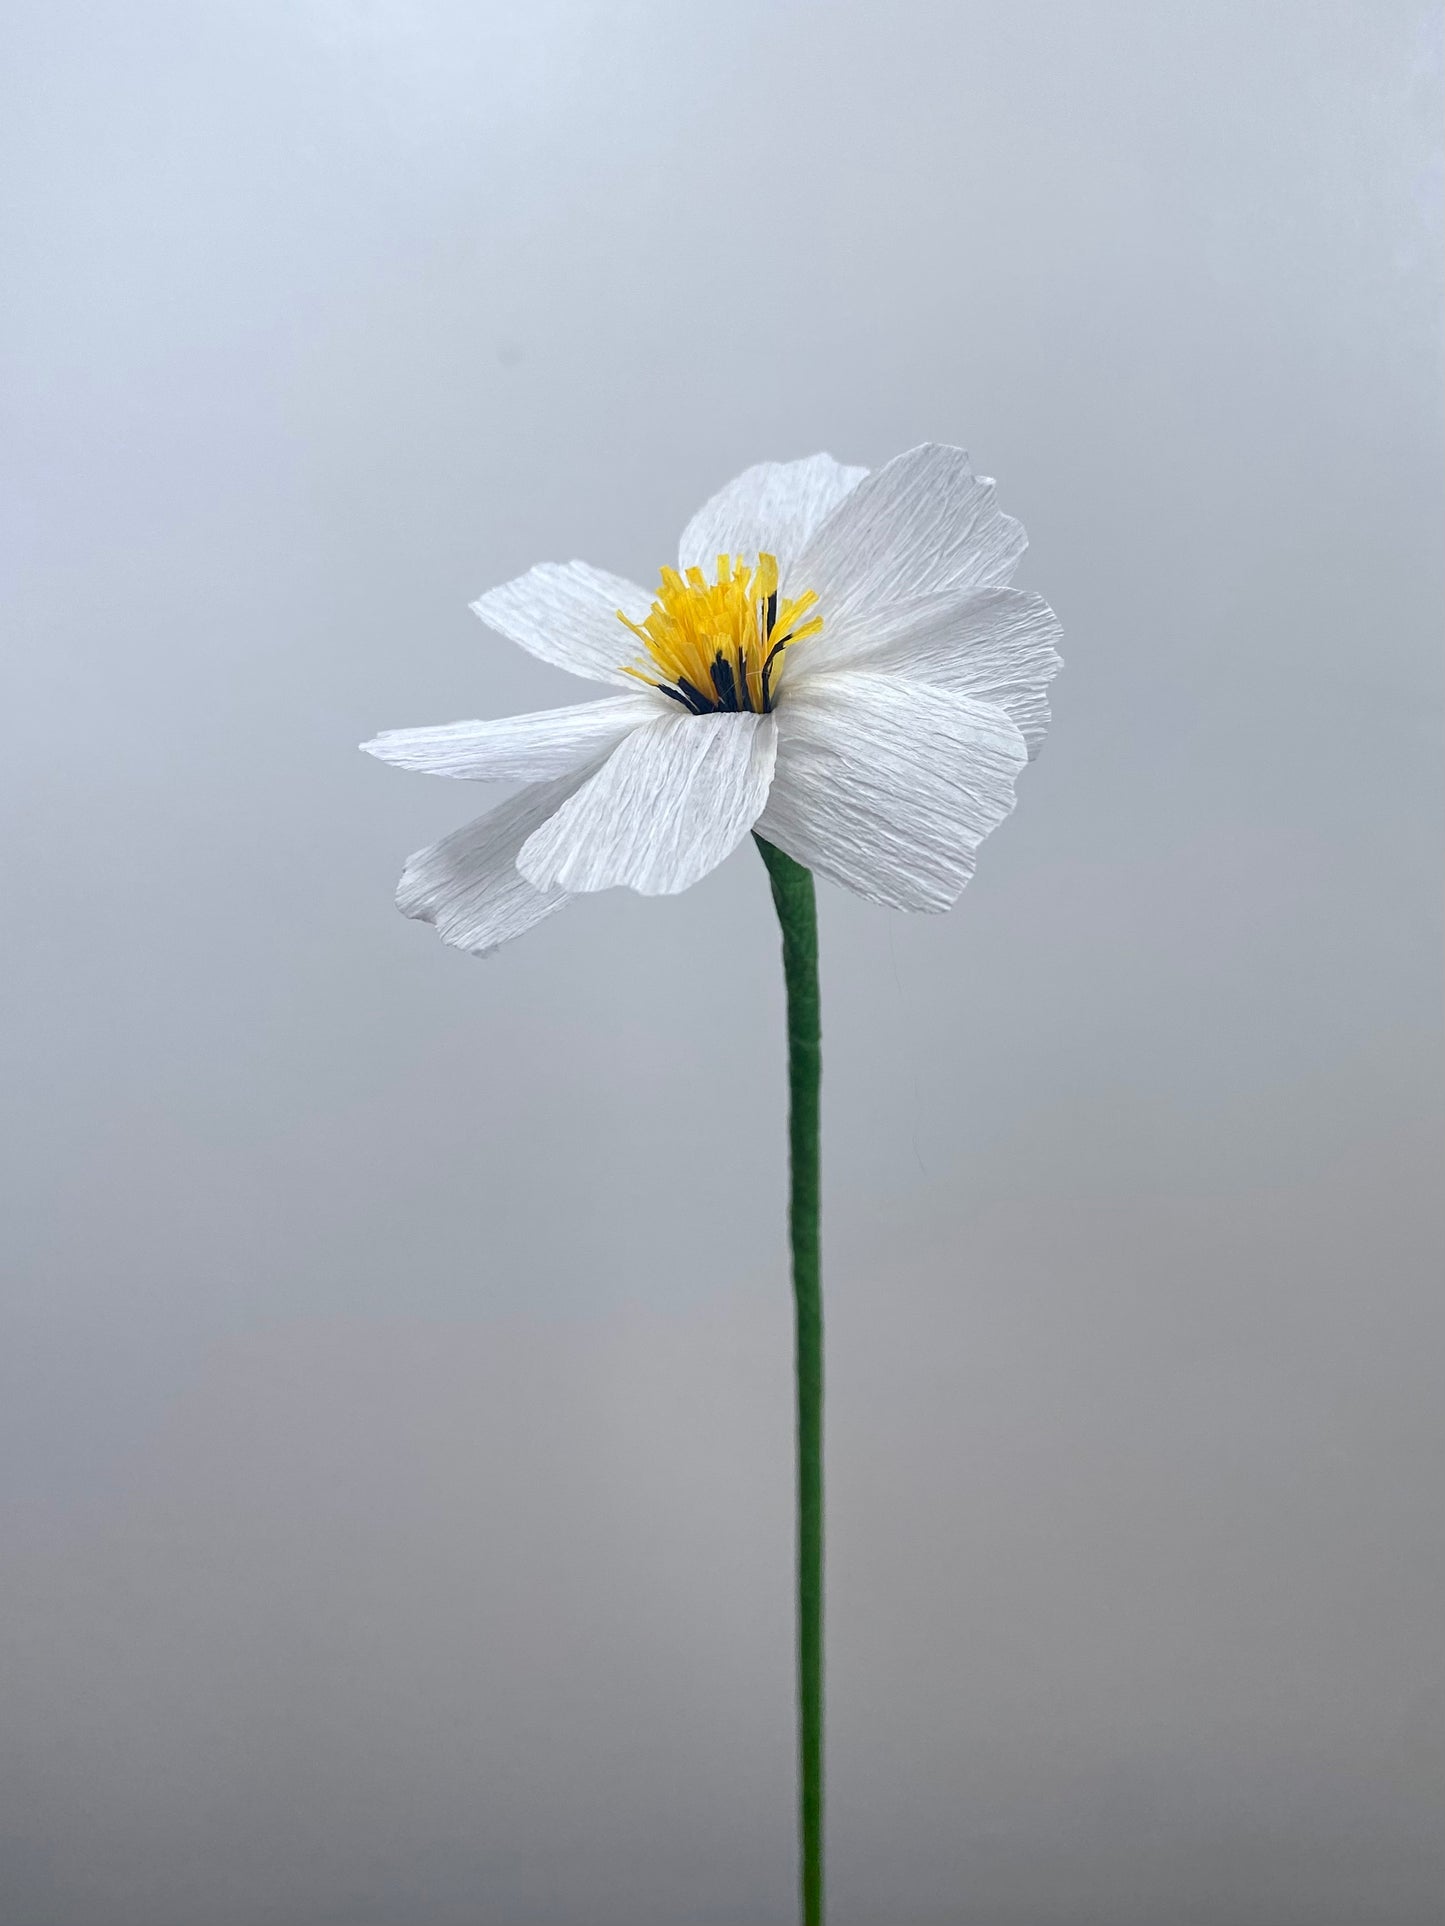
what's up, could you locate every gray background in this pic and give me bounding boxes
[3,4,1441,1923]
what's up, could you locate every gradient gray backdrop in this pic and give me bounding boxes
[4,4,1442,1923]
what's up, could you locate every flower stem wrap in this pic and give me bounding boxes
[755,834,824,1926]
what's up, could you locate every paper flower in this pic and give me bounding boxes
[363,444,1060,954]
[364,441,1060,1926]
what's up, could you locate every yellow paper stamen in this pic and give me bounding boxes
[617,552,823,714]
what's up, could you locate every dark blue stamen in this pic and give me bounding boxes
[760,639,787,709]
[676,676,712,713]
[737,644,755,712]
[709,654,741,711]
[659,679,711,714]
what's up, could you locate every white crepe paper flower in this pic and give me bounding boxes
[363,444,1061,955]
[364,439,1061,1923]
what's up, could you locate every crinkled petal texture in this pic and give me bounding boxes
[796,444,1027,668]
[361,692,661,781]
[470,561,652,685]
[518,711,778,896]
[396,772,596,956]
[678,453,868,590]
[374,444,1057,951]
[754,673,1029,911]
[817,587,1062,759]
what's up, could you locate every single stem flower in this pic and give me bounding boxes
[363,444,1061,1925]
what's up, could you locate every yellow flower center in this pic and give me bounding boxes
[617,554,823,715]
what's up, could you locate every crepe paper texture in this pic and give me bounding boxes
[364,444,1061,1924]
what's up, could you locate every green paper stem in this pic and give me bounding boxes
[755,834,824,1926]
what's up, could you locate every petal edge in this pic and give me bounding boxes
[678,454,868,589]
[757,673,1028,911]
[518,712,778,896]
[470,561,653,686]
[362,693,661,781]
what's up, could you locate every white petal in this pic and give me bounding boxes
[677,454,868,587]
[361,693,661,781]
[755,672,1029,911]
[470,561,652,686]
[395,774,589,955]
[804,588,1062,759]
[794,444,1028,665]
[517,712,778,897]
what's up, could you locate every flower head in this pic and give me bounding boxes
[363,445,1061,954]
